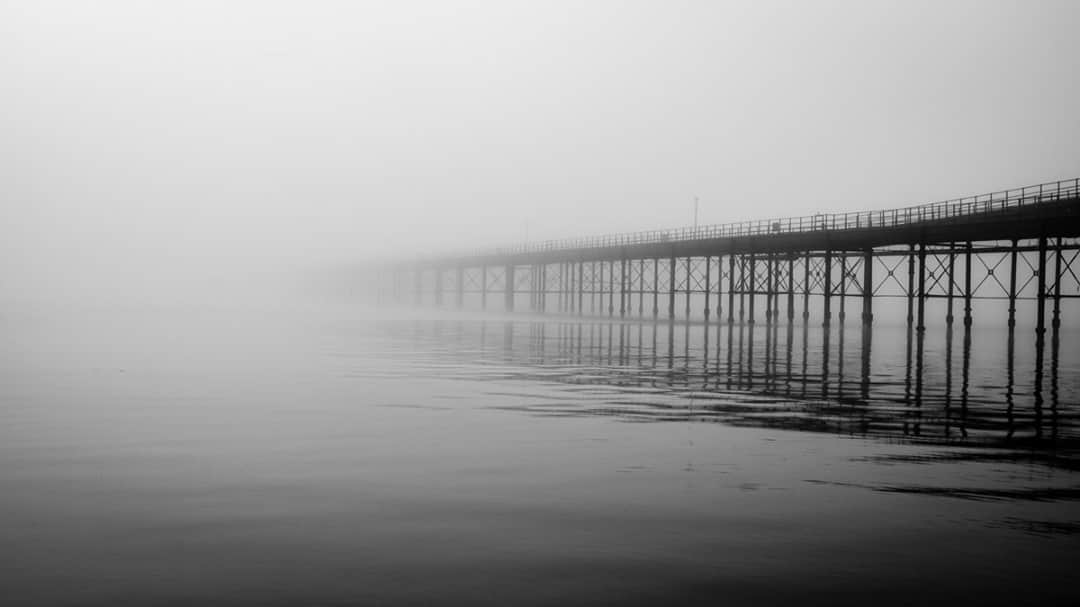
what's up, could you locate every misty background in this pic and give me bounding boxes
[2,0,1078,307]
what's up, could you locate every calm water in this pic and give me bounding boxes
[2,302,1078,606]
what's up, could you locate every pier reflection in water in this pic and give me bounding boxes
[383,316,1077,454]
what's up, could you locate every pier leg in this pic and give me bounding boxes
[1036,236,1048,346]
[861,249,873,326]
[963,242,973,327]
[787,256,795,323]
[504,264,515,312]
[906,245,916,328]
[704,255,712,322]
[822,250,832,328]
[719,255,727,324]
[916,243,926,332]
[1008,240,1018,328]
[685,257,692,320]
[608,260,615,317]
[802,253,811,323]
[728,254,736,324]
[638,259,645,317]
[765,253,774,325]
[481,266,488,310]
[747,253,756,325]
[578,261,584,316]
[652,258,659,318]
[1052,237,1063,329]
[946,246,955,325]
[838,253,847,324]
[620,257,627,318]
[456,265,464,308]
[598,261,605,316]
[434,268,444,306]
[669,257,677,319]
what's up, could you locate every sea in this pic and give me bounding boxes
[2,298,1078,606]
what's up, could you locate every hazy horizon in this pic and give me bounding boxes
[3,1,1078,306]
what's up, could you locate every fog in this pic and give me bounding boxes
[2,1,1078,306]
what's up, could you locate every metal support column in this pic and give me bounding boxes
[861,249,873,326]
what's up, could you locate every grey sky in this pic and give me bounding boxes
[2,1,1078,302]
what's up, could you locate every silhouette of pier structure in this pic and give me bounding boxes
[380,178,1080,342]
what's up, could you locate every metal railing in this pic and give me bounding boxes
[462,177,1079,260]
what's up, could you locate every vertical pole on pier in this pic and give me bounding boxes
[861,249,873,326]
[1053,237,1063,329]
[1007,239,1018,328]
[591,262,597,315]
[728,253,736,324]
[685,257,692,320]
[481,266,488,310]
[963,242,973,327]
[838,253,847,324]
[608,260,616,317]
[946,246,955,326]
[822,250,832,328]
[916,243,926,332]
[704,255,712,322]
[455,265,464,308]
[1036,236,1048,346]
[620,257,627,318]
[787,256,796,323]
[504,264,515,312]
[668,256,677,319]
[578,261,584,316]
[652,258,659,318]
[906,244,916,327]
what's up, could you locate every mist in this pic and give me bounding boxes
[2,1,1078,307]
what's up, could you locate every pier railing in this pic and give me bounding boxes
[481,177,1079,258]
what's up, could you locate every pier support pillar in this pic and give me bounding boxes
[861,249,873,326]
[822,250,832,328]
[1008,240,1018,328]
[916,243,926,332]
[504,264,515,312]
[668,256,677,319]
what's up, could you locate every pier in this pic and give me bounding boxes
[380,178,1080,342]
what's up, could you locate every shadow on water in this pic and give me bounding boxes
[375,315,1078,465]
